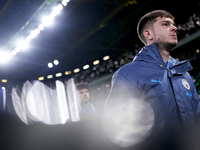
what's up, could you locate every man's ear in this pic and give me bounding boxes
[143,29,153,41]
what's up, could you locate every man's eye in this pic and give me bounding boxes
[162,23,167,26]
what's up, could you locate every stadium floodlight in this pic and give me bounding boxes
[93,60,100,65]
[56,73,62,77]
[47,75,53,79]
[74,68,80,73]
[48,62,53,68]
[103,55,110,61]
[83,64,89,70]
[53,60,59,65]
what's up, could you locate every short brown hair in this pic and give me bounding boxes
[76,83,90,91]
[137,10,174,45]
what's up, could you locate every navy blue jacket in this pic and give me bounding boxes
[105,43,200,126]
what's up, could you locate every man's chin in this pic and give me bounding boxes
[169,42,178,51]
[82,100,89,103]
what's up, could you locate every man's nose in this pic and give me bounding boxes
[172,25,177,32]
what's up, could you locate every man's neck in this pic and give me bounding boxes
[82,102,90,109]
[159,49,170,62]
[157,44,170,62]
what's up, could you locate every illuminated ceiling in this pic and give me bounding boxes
[0,0,199,86]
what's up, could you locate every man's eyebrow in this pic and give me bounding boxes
[160,20,176,26]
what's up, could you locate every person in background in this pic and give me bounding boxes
[76,83,96,120]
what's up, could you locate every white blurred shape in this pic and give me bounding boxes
[25,81,69,124]
[21,81,37,122]
[66,78,80,122]
[56,80,69,124]
[26,81,52,124]
[102,98,154,147]
[11,88,28,124]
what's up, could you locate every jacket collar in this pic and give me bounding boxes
[133,43,193,74]
[133,43,166,65]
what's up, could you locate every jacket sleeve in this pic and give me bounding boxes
[105,72,134,108]
[104,71,141,114]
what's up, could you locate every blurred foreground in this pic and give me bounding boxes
[0,112,200,150]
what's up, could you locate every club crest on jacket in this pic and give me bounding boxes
[182,79,190,90]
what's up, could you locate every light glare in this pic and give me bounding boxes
[61,0,67,6]
[65,71,71,75]
[15,47,20,52]
[47,75,53,79]
[0,51,12,63]
[12,50,17,55]
[1,79,7,83]
[16,40,29,50]
[93,60,100,65]
[26,36,32,43]
[56,73,62,77]
[42,15,54,27]
[83,64,89,70]
[74,68,80,73]
[103,55,110,61]
[38,24,44,31]
[53,60,59,65]
[48,62,53,68]
[38,77,44,81]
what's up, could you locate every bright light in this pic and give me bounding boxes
[61,0,68,6]
[103,55,110,61]
[1,79,7,83]
[93,60,100,65]
[196,49,200,53]
[42,15,54,27]
[48,62,53,68]
[51,4,63,17]
[56,73,62,77]
[83,64,89,70]
[47,75,53,79]
[65,71,71,75]
[15,47,20,52]
[0,0,71,62]
[38,24,44,31]
[53,60,59,65]
[74,68,80,73]
[12,50,17,55]
[26,36,32,43]
[38,77,44,81]
[29,28,40,39]
[0,51,12,63]
[16,40,29,50]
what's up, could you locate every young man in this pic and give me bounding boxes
[105,10,200,127]
[76,83,96,120]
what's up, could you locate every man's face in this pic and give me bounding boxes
[151,17,177,49]
[78,88,90,103]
